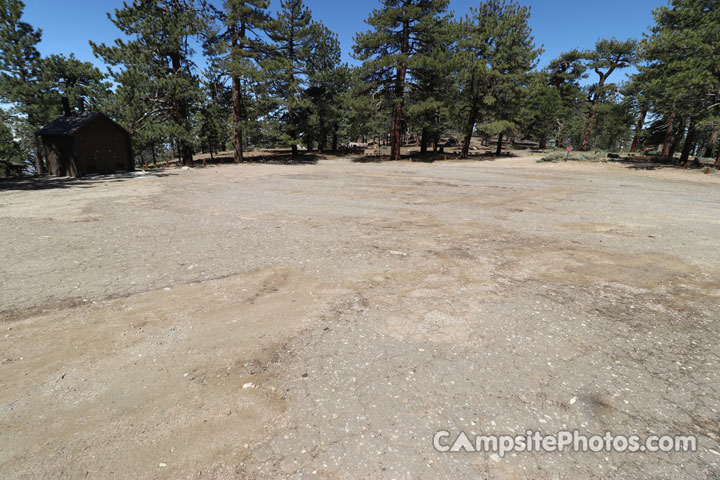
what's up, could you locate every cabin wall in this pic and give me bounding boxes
[73,117,133,175]
[41,136,79,177]
[74,131,132,175]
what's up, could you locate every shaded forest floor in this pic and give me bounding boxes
[163,146,719,174]
[1,156,719,478]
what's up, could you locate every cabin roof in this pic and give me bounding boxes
[36,112,128,137]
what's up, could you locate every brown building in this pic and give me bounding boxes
[36,112,133,177]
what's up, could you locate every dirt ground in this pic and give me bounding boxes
[1,155,719,479]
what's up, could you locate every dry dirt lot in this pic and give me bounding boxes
[1,156,719,479]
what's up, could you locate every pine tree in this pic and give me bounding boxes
[303,24,349,152]
[198,66,232,159]
[622,75,652,153]
[42,54,112,113]
[345,68,387,145]
[0,0,46,173]
[208,0,270,162]
[592,86,635,151]
[263,0,316,156]
[640,0,720,165]
[0,109,24,176]
[406,16,458,155]
[578,38,637,151]
[520,72,563,150]
[354,0,451,160]
[457,0,540,158]
[543,50,587,146]
[92,0,209,166]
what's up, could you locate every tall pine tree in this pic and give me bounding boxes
[42,54,111,113]
[263,0,315,156]
[208,0,270,162]
[457,0,540,158]
[303,23,348,152]
[354,0,451,161]
[640,0,720,164]
[92,0,209,166]
[0,0,45,173]
[578,38,637,151]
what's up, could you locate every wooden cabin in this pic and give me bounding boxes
[36,109,133,177]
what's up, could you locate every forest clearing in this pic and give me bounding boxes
[1,155,719,478]
[3,0,720,478]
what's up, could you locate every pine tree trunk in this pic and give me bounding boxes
[391,100,404,160]
[32,134,45,175]
[420,128,429,155]
[662,111,675,158]
[170,52,192,166]
[630,109,647,153]
[390,20,410,161]
[461,103,479,158]
[704,123,718,158]
[580,68,614,151]
[580,99,599,151]
[539,136,547,150]
[231,23,246,164]
[232,75,245,163]
[670,116,684,158]
[288,26,298,157]
[496,133,503,156]
[180,142,193,166]
[706,92,719,157]
[332,132,338,152]
[680,118,696,163]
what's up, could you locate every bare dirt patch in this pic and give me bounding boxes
[1,156,719,478]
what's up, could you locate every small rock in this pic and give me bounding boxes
[243,382,255,389]
[159,463,168,468]
[570,397,577,405]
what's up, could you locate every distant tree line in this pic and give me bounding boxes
[1,0,719,175]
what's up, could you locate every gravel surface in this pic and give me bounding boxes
[1,157,719,479]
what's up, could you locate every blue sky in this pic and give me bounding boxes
[22,0,667,83]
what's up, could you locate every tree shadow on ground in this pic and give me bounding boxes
[197,150,320,166]
[250,152,319,165]
[0,171,170,191]
[621,159,716,172]
[350,151,518,163]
